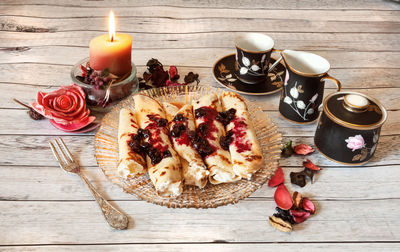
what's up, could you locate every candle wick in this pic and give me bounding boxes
[111,35,114,42]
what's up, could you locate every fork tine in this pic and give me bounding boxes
[58,137,74,162]
[49,141,65,168]
[54,138,71,164]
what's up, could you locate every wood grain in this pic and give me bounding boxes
[1,0,400,249]
[0,135,397,167]
[1,0,399,10]
[1,64,399,88]
[1,31,399,51]
[1,165,399,201]
[2,6,400,21]
[1,15,399,34]
[1,47,399,68]
[0,108,398,136]
[1,243,400,252]
[1,200,399,245]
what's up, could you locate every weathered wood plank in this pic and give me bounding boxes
[1,64,399,88]
[0,135,397,167]
[0,108,398,137]
[0,0,399,10]
[2,6,400,22]
[2,82,399,110]
[1,15,399,34]
[1,165,399,201]
[0,47,399,69]
[2,31,399,52]
[2,243,400,252]
[1,199,399,244]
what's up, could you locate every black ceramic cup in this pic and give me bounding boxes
[234,33,282,84]
[278,50,341,124]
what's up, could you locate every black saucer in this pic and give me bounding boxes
[212,53,286,95]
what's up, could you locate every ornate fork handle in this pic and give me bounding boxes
[79,173,129,230]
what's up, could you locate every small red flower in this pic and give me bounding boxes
[274,184,293,210]
[303,159,321,171]
[169,66,180,80]
[268,166,284,187]
[294,144,314,155]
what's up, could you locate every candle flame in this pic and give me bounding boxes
[108,11,115,42]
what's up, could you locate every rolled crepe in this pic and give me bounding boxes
[133,94,183,197]
[117,108,146,179]
[192,94,240,184]
[220,91,264,179]
[163,102,209,189]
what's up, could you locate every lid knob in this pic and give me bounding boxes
[343,94,369,113]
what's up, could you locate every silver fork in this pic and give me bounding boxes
[49,137,129,230]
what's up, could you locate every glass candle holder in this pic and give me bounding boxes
[71,57,139,110]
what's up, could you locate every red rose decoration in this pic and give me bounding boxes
[31,84,95,132]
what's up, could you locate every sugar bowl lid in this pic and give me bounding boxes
[323,92,387,130]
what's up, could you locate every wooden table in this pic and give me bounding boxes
[1,0,400,251]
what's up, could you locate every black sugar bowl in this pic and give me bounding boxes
[314,92,387,165]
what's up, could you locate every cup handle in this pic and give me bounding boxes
[320,74,341,91]
[267,49,283,73]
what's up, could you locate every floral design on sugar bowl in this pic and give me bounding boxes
[345,130,379,162]
[282,70,318,121]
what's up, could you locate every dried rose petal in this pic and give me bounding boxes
[303,159,321,171]
[302,198,316,214]
[268,166,284,187]
[289,210,311,223]
[294,144,314,155]
[274,184,293,210]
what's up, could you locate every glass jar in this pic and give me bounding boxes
[71,57,139,110]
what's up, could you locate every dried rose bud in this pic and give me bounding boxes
[268,166,284,187]
[281,140,294,157]
[169,66,180,80]
[28,109,45,120]
[294,144,315,155]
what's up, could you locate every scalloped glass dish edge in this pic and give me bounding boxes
[94,84,282,208]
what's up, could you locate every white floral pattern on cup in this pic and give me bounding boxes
[282,71,318,121]
[238,51,267,77]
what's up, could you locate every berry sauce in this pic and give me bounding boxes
[194,106,218,140]
[231,117,252,153]
[145,114,169,153]
[170,113,191,146]
[193,106,220,157]
[123,114,170,165]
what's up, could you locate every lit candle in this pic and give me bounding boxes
[89,11,132,76]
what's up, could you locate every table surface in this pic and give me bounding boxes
[1,0,400,251]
